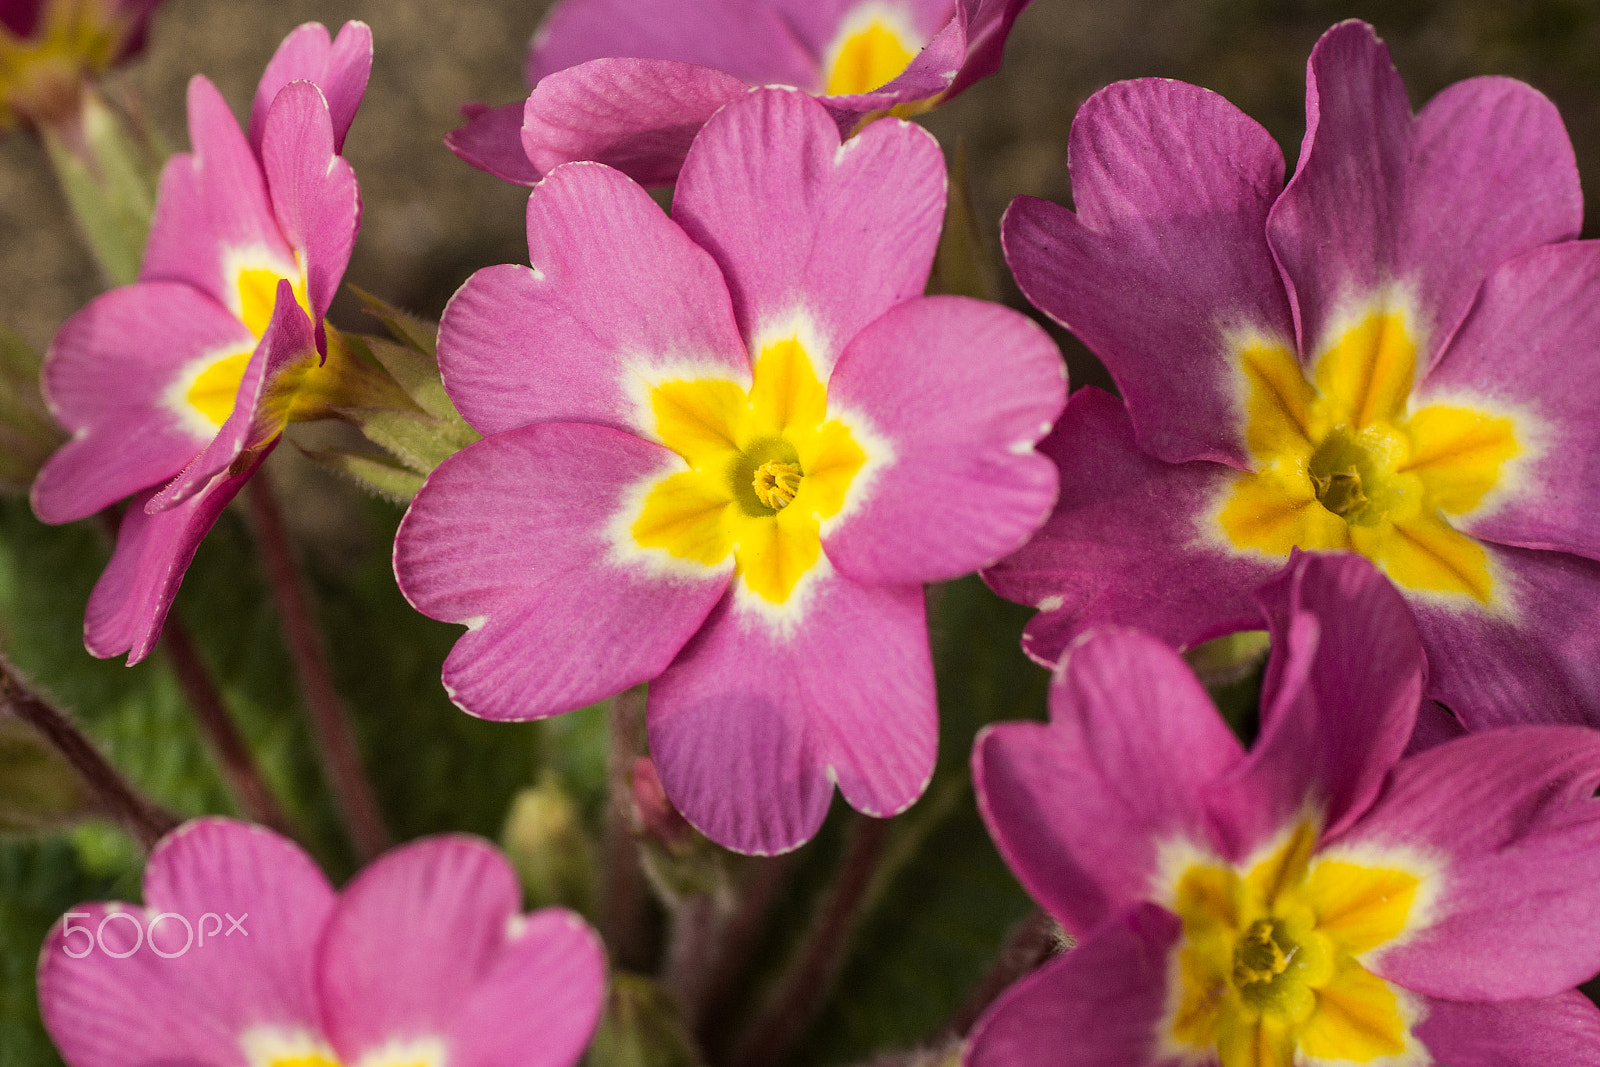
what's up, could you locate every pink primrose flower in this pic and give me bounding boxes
[29,21,371,664]
[37,818,606,1067]
[395,86,1066,855]
[448,0,1033,187]
[990,20,1600,728]
[969,552,1600,1066]
[0,0,161,128]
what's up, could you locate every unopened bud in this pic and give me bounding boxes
[500,774,598,916]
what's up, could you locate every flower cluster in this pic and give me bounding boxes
[14,8,1600,1067]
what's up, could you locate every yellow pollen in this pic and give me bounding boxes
[753,460,802,510]
[824,18,918,96]
[1233,919,1292,989]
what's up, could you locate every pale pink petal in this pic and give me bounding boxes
[522,59,749,187]
[318,837,520,1061]
[38,818,333,1067]
[260,80,360,323]
[446,910,607,1067]
[85,451,270,665]
[446,102,543,186]
[974,629,1243,935]
[249,21,373,155]
[141,77,295,311]
[822,296,1064,585]
[1336,727,1600,1001]
[438,161,748,437]
[32,283,250,524]
[394,422,731,721]
[649,574,935,855]
[673,87,945,374]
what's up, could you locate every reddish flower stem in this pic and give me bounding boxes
[696,852,797,1052]
[160,616,295,837]
[727,814,893,1067]
[245,475,391,861]
[942,908,1064,1038]
[0,656,178,849]
[601,686,651,971]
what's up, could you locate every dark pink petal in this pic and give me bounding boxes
[1204,553,1423,857]
[649,574,935,855]
[1268,23,1579,366]
[974,629,1243,935]
[1415,993,1600,1066]
[446,910,606,1067]
[141,76,296,311]
[823,296,1064,585]
[260,81,360,324]
[38,818,333,1067]
[446,101,543,186]
[1402,76,1580,368]
[1337,726,1600,1001]
[527,0,815,87]
[394,422,730,721]
[249,21,373,155]
[85,451,269,665]
[965,904,1182,1067]
[1002,78,1291,467]
[1412,545,1600,729]
[981,388,1270,668]
[521,59,749,187]
[0,0,41,37]
[319,837,520,1060]
[438,161,748,437]
[818,17,963,123]
[673,87,944,373]
[147,282,314,511]
[946,0,1035,98]
[767,0,954,58]
[32,283,249,524]
[1415,242,1600,562]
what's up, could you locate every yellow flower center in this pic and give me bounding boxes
[1216,309,1520,603]
[629,336,871,605]
[823,12,919,96]
[1166,822,1427,1067]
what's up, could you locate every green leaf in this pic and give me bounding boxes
[341,407,481,476]
[587,974,706,1067]
[349,286,440,360]
[296,446,427,504]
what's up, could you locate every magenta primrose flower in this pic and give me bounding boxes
[448,0,1033,186]
[395,86,1066,855]
[38,818,606,1067]
[989,20,1600,727]
[29,21,371,664]
[969,552,1600,1066]
[0,0,160,128]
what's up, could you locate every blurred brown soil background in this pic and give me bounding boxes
[1,0,1597,535]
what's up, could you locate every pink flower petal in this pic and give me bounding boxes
[147,282,314,512]
[1001,78,1292,468]
[522,59,750,187]
[249,21,373,155]
[945,0,1035,98]
[1415,242,1600,562]
[527,0,816,87]
[446,101,543,186]
[1414,993,1600,1066]
[822,295,1064,585]
[965,904,1181,1067]
[85,450,270,665]
[649,573,935,855]
[981,388,1271,668]
[1204,553,1423,856]
[438,161,748,437]
[445,910,606,1067]
[673,86,945,375]
[260,80,360,324]
[974,629,1243,935]
[318,837,521,1061]
[1338,726,1600,1001]
[32,282,251,524]
[394,422,731,721]
[1267,23,1580,367]
[141,76,296,312]
[767,0,953,59]
[38,818,333,1067]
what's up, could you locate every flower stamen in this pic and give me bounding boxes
[753,460,802,510]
